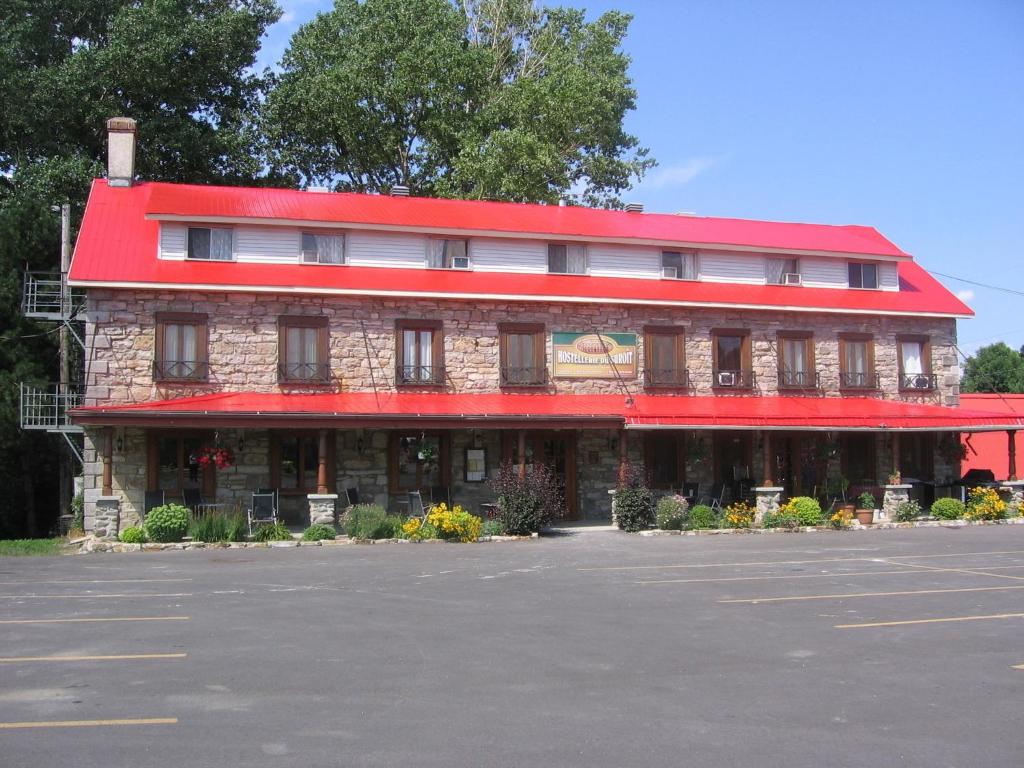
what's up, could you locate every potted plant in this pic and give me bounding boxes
[854,492,876,525]
[887,470,902,485]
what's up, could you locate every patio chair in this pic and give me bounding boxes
[429,485,450,507]
[345,487,359,507]
[407,491,427,521]
[681,482,699,505]
[143,489,165,519]
[700,484,726,512]
[182,487,218,517]
[247,491,279,535]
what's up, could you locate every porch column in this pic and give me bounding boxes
[891,431,901,478]
[317,428,329,494]
[101,426,113,496]
[618,429,629,484]
[1009,430,1017,482]
[761,431,773,486]
[517,430,527,479]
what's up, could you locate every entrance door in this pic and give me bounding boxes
[772,434,820,497]
[714,432,753,501]
[502,431,578,520]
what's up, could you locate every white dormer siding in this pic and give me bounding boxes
[698,252,765,284]
[160,223,187,260]
[588,244,660,278]
[235,225,300,263]
[800,257,848,288]
[470,238,547,273]
[879,262,899,291]
[346,231,426,269]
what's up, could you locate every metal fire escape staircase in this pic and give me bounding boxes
[19,270,86,463]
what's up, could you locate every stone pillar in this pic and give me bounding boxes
[754,486,783,524]
[998,480,1024,517]
[94,496,121,540]
[307,494,338,528]
[883,484,912,521]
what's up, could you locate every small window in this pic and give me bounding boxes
[712,330,753,388]
[777,332,816,389]
[499,323,546,386]
[301,232,345,264]
[644,326,687,387]
[397,320,444,385]
[154,312,208,381]
[839,334,875,389]
[898,336,933,390]
[767,258,800,285]
[427,239,469,270]
[661,251,697,280]
[848,262,878,289]
[187,227,233,260]
[548,244,587,274]
[278,316,330,383]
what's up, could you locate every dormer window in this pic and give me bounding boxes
[427,239,469,270]
[301,232,344,264]
[661,251,697,280]
[767,258,800,285]
[548,244,587,274]
[848,262,878,289]
[187,227,232,260]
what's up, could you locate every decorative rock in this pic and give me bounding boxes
[882,484,912,520]
[307,494,338,528]
[93,496,121,541]
[754,487,784,523]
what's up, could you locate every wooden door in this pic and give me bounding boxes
[502,431,578,520]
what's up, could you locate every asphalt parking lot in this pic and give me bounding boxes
[2,526,1023,768]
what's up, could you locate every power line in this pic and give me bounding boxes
[931,271,1024,298]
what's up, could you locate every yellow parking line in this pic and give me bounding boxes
[881,559,1024,582]
[0,652,187,663]
[836,612,1024,629]
[0,616,190,625]
[0,717,178,730]
[0,593,192,600]
[720,584,1024,604]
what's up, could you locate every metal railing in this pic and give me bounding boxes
[22,271,83,320]
[712,369,755,388]
[778,370,821,390]
[153,360,209,381]
[397,365,445,386]
[500,366,548,386]
[839,371,880,390]
[899,373,937,391]
[19,383,83,431]
[644,367,691,388]
[278,362,331,384]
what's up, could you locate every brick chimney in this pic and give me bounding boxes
[106,117,137,187]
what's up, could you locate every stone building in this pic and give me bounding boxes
[69,119,1023,533]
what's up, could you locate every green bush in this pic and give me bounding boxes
[687,504,718,530]
[118,526,147,544]
[781,496,823,526]
[762,509,800,529]
[895,499,924,522]
[481,518,505,537]
[614,475,655,532]
[655,495,689,530]
[252,521,293,541]
[144,504,190,543]
[930,497,965,520]
[345,504,404,539]
[301,524,337,541]
[187,513,247,543]
[70,492,85,532]
[225,514,248,542]
[856,492,876,510]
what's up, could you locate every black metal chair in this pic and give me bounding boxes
[345,487,359,506]
[681,482,699,505]
[429,485,450,507]
[182,487,217,517]
[143,489,165,518]
[247,491,279,535]
[407,491,426,521]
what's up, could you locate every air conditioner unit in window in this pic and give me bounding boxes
[782,272,802,285]
[662,266,679,279]
[910,375,932,390]
[717,371,736,387]
[451,256,470,270]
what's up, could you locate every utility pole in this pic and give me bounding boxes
[59,203,72,525]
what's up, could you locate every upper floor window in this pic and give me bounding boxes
[767,258,800,286]
[644,326,688,387]
[661,251,698,280]
[396,319,444,385]
[548,243,587,274]
[898,335,934,391]
[777,332,817,389]
[839,333,877,389]
[187,227,233,261]
[301,232,345,264]
[499,323,546,386]
[712,329,753,388]
[154,312,208,381]
[427,239,469,270]
[848,262,878,289]
[278,316,330,383]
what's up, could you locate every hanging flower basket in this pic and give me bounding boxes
[196,445,234,470]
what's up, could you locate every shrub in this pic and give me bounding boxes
[426,503,482,542]
[144,504,190,543]
[829,508,853,529]
[723,500,754,529]
[119,526,147,544]
[225,514,248,542]
[930,497,964,520]
[345,504,390,539]
[481,519,506,537]
[965,487,1007,521]
[895,499,923,522]
[252,521,293,541]
[778,496,823,526]
[614,467,655,532]
[403,517,439,540]
[70,491,85,533]
[688,504,718,530]
[655,495,689,530]
[489,462,565,534]
[301,524,337,541]
[856,492,877,510]
[762,509,800,529]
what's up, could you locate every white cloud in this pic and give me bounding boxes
[641,157,716,190]
[956,289,975,303]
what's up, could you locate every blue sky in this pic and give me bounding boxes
[258,1,1024,356]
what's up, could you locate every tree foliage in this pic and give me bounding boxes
[961,343,1024,394]
[265,0,653,206]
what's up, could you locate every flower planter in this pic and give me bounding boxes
[855,509,874,526]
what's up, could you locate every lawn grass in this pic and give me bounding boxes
[0,538,67,557]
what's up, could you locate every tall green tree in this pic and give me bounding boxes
[0,0,281,536]
[265,0,653,206]
[961,342,1024,394]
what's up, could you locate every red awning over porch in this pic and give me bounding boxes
[71,392,1024,432]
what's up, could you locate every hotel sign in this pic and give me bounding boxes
[552,332,637,379]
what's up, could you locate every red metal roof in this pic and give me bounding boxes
[71,392,1024,431]
[959,395,1024,480]
[67,180,972,317]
